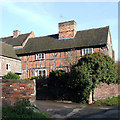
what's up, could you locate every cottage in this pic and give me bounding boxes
[0,41,21,79]
[1,20,114,79]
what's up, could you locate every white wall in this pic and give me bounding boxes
[0,56,21,77]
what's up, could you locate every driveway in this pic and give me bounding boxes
[35,100,119,119]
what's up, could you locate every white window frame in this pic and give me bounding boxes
[6,63,11,71]
[35,53,45,60]
[82,48,94,56]
[35,69,47,77]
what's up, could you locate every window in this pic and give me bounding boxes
[6,63,11,71]
[35,69,47,77]
[35,53,45,60]
[82,48,94,56]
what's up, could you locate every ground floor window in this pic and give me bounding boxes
[35,69,47,77]
[6,63,11,71]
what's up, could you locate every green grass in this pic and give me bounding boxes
[2,99,51,120]
[92,95,120,107]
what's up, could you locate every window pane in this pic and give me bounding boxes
[84,49,86,54]
[43,70,46,77]
[6,64,8,70]
[35,70,38,76]
[39,71,42,76]
[38,54,41,59]
[8,64,10,70]
[36,54,38,60]
[89,48,92,53]
[42,54,44,59]
[86,49,89,53]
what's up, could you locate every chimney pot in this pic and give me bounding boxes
[13,30,21,38]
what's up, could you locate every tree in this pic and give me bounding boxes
[3,72,20,80]
[115,60,120,84]
[69,52,118,103]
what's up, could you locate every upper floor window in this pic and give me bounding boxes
[82,48,94,56]
[6,63,11,71]
[35,53,45,60]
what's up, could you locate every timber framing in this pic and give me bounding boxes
[20,45,108,78]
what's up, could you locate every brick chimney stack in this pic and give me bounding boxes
[58,20,76,39]
[13,30,21,38]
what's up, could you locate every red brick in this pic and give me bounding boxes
[45,53,49,59]
[56,60,59,67]
[94,48,99,52]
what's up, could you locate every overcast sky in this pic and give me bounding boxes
[0,1,118,61]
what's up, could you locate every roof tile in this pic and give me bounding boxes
[16,26,109,55]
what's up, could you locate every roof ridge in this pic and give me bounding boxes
[29,33,58,40]
[1,32,31,39]
[1,36,13,39]
[77,26,109,33]
[29,26,109,40]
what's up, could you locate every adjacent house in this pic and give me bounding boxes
[0,41,21,79]
[1,20,115,79]
[2,30,35,49]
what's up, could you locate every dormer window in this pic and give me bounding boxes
[35,53,45,60]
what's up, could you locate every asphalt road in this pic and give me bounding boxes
[35,100,120,119]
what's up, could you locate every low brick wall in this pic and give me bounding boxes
[93,83,120,101]
[1,79,36,106]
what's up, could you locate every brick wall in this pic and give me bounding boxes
[1,79,36,106]
[93,83,120,101]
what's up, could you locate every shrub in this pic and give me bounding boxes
[77,52,118,84]
[2,99,50,119]
[47,70,70,100]
[70,52,118,103]
[22,75,42,80]
[48,70,69,88]
[29,75,42,80]
[3,72,20,80]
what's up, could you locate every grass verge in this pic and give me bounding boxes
[2,99,51,120]
[91,95,120,107]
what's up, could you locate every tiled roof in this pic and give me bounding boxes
[15,26,109,55]
[0,42,20,60]
[1,33,30,47]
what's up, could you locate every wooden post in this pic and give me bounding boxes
[88,91,93,104]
